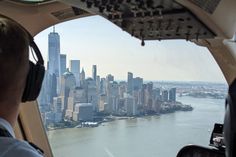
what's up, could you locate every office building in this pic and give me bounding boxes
[100,78,106,94]
[48,27,61,95]
[127,72,133,94]
[71,87,87,103]
[107,81,119,113]
[169,88,176,102]
[78,103,93,121]
[65,97,74,119]
[125,96,137,116]
[60,54,67,75]
[153,88,161,101]
[53,97,63,122]
[70,60,80,86]
[92,65,97,81]
[106,74,114,82]
[162,90,169,102]
[87,78,98,111]
[80,68,86,87]
[96,75,100,94]
[133,77,143,90]
[98,94,106,112]
[48,27,60,77]
[60,69,76,115]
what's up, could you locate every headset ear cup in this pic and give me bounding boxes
[22,61,34,102]
[33,63,45,99]
[21,61,45,102]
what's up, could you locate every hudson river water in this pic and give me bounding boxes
[47,96,225,157]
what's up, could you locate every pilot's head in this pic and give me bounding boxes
[0,16,29,107]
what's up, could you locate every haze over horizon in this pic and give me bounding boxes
[35,15,226,83]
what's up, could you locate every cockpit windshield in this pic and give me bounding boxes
[35,16,227,157]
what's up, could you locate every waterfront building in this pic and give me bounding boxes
[70,60,80,86]
[125,96,137,116]
[133,90,141,107]
[169,88,176,102]
[127,72,133,94]
[162,90,169,102]
[153,88,161,101]
[78,103,93,121]
[104,103,109,113]
[60,54,67,75]
[117,98,125,115]
[98,94,106,112]
[53,96,65,113]
[72,103,80,121]
[92,65,97,81]
[72,111,79,121]
[118,81,127,98]
[45,111,55,125]
[153,99,161,113]
[86,78,98,111]
[65,97,74,119]
[140,84,147,107]
[54,113,63,123]
[144,82,153,110]
[107,81,119,113]
[60,69,76,115]
[53,97,63,122]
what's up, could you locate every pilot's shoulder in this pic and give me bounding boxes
[3,138,43,157]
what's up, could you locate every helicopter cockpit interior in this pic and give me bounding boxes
[0,0,236,157]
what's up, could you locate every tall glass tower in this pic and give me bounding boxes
[60,54,67,75]
[70,60,80,86]
[92,65,97,81]
[48,26,61,95]
[48,27,60,77]
[127,72,133,94]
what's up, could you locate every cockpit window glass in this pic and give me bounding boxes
[35,16,227,157]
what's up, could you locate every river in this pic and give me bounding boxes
[47,96,225,157]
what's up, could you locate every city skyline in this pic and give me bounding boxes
[35,15,226,83]
[38,27,226,128]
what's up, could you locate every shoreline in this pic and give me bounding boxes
[47,105,193,131]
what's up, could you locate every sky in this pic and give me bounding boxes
[34,15,226,83]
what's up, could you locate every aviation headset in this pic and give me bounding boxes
[224,79,236,157]
[0,15,45,102]
[21,37,45,102]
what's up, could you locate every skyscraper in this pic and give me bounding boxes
[133,77,143,90]
[70,60,80,86]
[92,65,97,81]
[48,27,61,95]
[60,54,66,75]
[162,90,169,102]
[48,27,60,77]
[169,88,176,102]
[127,72,133,94]
[80,68,85,87]
[106,74,114,82]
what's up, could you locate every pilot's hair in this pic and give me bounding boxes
[0,16,29,103]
